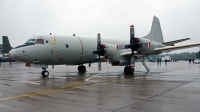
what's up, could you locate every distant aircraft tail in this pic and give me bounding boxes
[2,36,12,53]
[143,16,164,43]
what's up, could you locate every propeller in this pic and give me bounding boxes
[126,25,139,71]
[127,25,140,71]
[118,25,140,72]
[92,33,106,71]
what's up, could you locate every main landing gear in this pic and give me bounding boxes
[124,65,134,75]
[124,57,150,75]
[78,65,86,72]
[41,68,49,77]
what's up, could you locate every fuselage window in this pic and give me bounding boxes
[66,44,69,48]
[35,39,44,44]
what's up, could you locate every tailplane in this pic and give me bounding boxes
[2,36,12,53]
[143,16,164,43]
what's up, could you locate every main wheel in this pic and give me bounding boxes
[124,66,134,75]
[78,66,86,72]
[41,71,49,77]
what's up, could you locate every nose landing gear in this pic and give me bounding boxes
[41,68,49,77]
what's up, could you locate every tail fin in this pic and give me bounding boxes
[2,36,12,53]
[143,16,164,43]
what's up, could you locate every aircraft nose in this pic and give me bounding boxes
[8,49,14,59]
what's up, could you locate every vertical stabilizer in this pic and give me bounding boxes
[2,36,12,53]
[143,16,164,43]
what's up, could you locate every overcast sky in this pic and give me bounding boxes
[0,0,200,53]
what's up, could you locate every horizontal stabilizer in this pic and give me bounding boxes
[155,43,200,52]
[162,38,190,46]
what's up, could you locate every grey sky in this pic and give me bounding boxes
[0,0,200,53]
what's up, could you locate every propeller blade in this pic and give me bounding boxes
[98,54,101,71]
[97,33,101,50]
[130,51,135,68]
[98,60,101,71]
[130,55,135,67]
[130,25,135,44]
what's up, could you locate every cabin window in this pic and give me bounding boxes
[35,39,44,44]
[66,44,69,48]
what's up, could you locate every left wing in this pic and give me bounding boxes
[155,43,200,52]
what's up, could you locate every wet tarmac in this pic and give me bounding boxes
[0,61,200,112]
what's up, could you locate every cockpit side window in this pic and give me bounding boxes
[35,39,44,44]
[14,39,36,49]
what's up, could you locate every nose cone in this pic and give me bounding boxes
[8,49,14,59]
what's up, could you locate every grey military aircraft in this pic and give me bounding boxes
[8,16,200,77]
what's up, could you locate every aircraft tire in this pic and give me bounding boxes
[41,71,49,77]
[124,66,134,75]
[78,66,86,72]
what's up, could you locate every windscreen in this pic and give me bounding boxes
[25,39,36,44]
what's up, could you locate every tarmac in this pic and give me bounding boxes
[0,61,200,112]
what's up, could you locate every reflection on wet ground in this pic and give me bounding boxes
[0,61,200,112]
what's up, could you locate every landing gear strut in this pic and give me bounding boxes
[78,65,86,72]
[41,68,49,77]
[124,65,134,75]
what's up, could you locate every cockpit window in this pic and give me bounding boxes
[35,39,44,44]
[25,39,36,44]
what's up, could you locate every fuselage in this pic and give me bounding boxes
[9,35,165,65]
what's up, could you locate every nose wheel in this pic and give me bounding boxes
[41,68,49,77]
[124,65,134,75]
[78,65,86,72]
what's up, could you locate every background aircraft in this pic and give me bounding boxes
[8,16,200,77]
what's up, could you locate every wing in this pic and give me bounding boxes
[155,43,200,52]
[161,38,190,46]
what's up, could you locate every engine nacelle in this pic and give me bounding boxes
[111,60,130,66]
[104,44,118,58]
